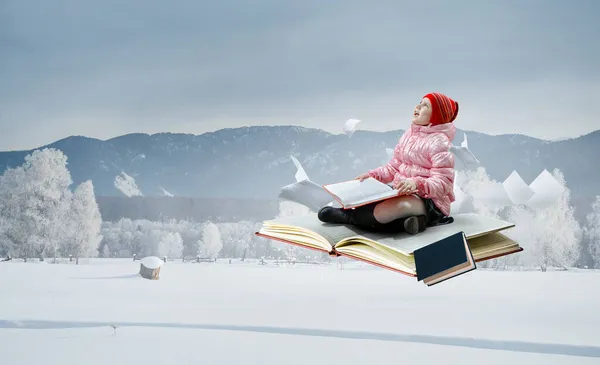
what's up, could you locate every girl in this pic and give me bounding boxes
[318,92,459,234]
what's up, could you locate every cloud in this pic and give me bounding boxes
[1,0,599,150]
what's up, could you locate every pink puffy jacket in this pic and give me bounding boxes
[368,122,456,216]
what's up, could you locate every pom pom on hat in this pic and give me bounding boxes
[424,92,459,126]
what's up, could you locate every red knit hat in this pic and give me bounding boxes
[423,92,459,126]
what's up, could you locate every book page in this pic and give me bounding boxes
[502,171,534,205]
[449,145,480,170]
[337,213,515,255]
[278,179,337,211]
[467,231,520,259]
[335,245,416,275]
[324,178,397,207]
[262,213,369,246]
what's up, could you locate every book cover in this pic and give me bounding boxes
[413,231,476,285]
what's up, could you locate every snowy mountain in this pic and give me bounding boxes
[0,126,598,205]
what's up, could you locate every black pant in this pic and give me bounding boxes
[422,197,446,226]
[348,197,449,234]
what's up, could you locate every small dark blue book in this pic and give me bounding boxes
[413,231,476,286]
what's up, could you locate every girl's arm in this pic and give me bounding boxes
[367,155,399,184]
[366,132,409,183]
[410,134,454,199]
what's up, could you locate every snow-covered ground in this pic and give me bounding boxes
[1,259,599,364]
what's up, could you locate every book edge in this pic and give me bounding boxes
[254,232,334,256]
[337,251,417,277]
[322,178,398,209]
[339,191,400,209]
[338,219,517,257]
[474,246,524,263]
[254,232,417,277]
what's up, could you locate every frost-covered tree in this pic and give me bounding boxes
[99,242,111,258]
[100,218,197,258]
[585,196,600,268]
[61,180,103,262]
[98,218,275,260]
[503,169,580,271]
[197,221,222,259]
[100,218,138,257]
[0,148,73,260]
[0,214,10,257]
[218,221,255,259]
[158,231,183,259]
[172,221,203,257]
[454,167,502,219]
[137,229,183,258]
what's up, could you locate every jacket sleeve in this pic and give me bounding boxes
[367,133,408,184]
[367,156,399,184]
[411,134,455,200]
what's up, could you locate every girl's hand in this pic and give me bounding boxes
[355,173,370,181]
[393,179,417,195]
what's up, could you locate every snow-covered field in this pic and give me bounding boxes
[1,259,599,364]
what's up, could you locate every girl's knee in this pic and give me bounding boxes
[383,195,422,210]
[374,195,426,221]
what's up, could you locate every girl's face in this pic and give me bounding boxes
[412,97,432,126]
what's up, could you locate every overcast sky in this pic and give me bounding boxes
[1,0,598,151]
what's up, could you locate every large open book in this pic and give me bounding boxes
[255,213,523,278]
[322,177,400,209]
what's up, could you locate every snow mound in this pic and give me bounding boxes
[140,256,164,269]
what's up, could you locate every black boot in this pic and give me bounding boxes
[402,215,427,235]
[317,206,356,225]
[318,206,428,234]
[318,204,395,232]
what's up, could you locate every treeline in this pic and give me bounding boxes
[98,217,323,262]
[96,196,279,223]
[98,201,324,262]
